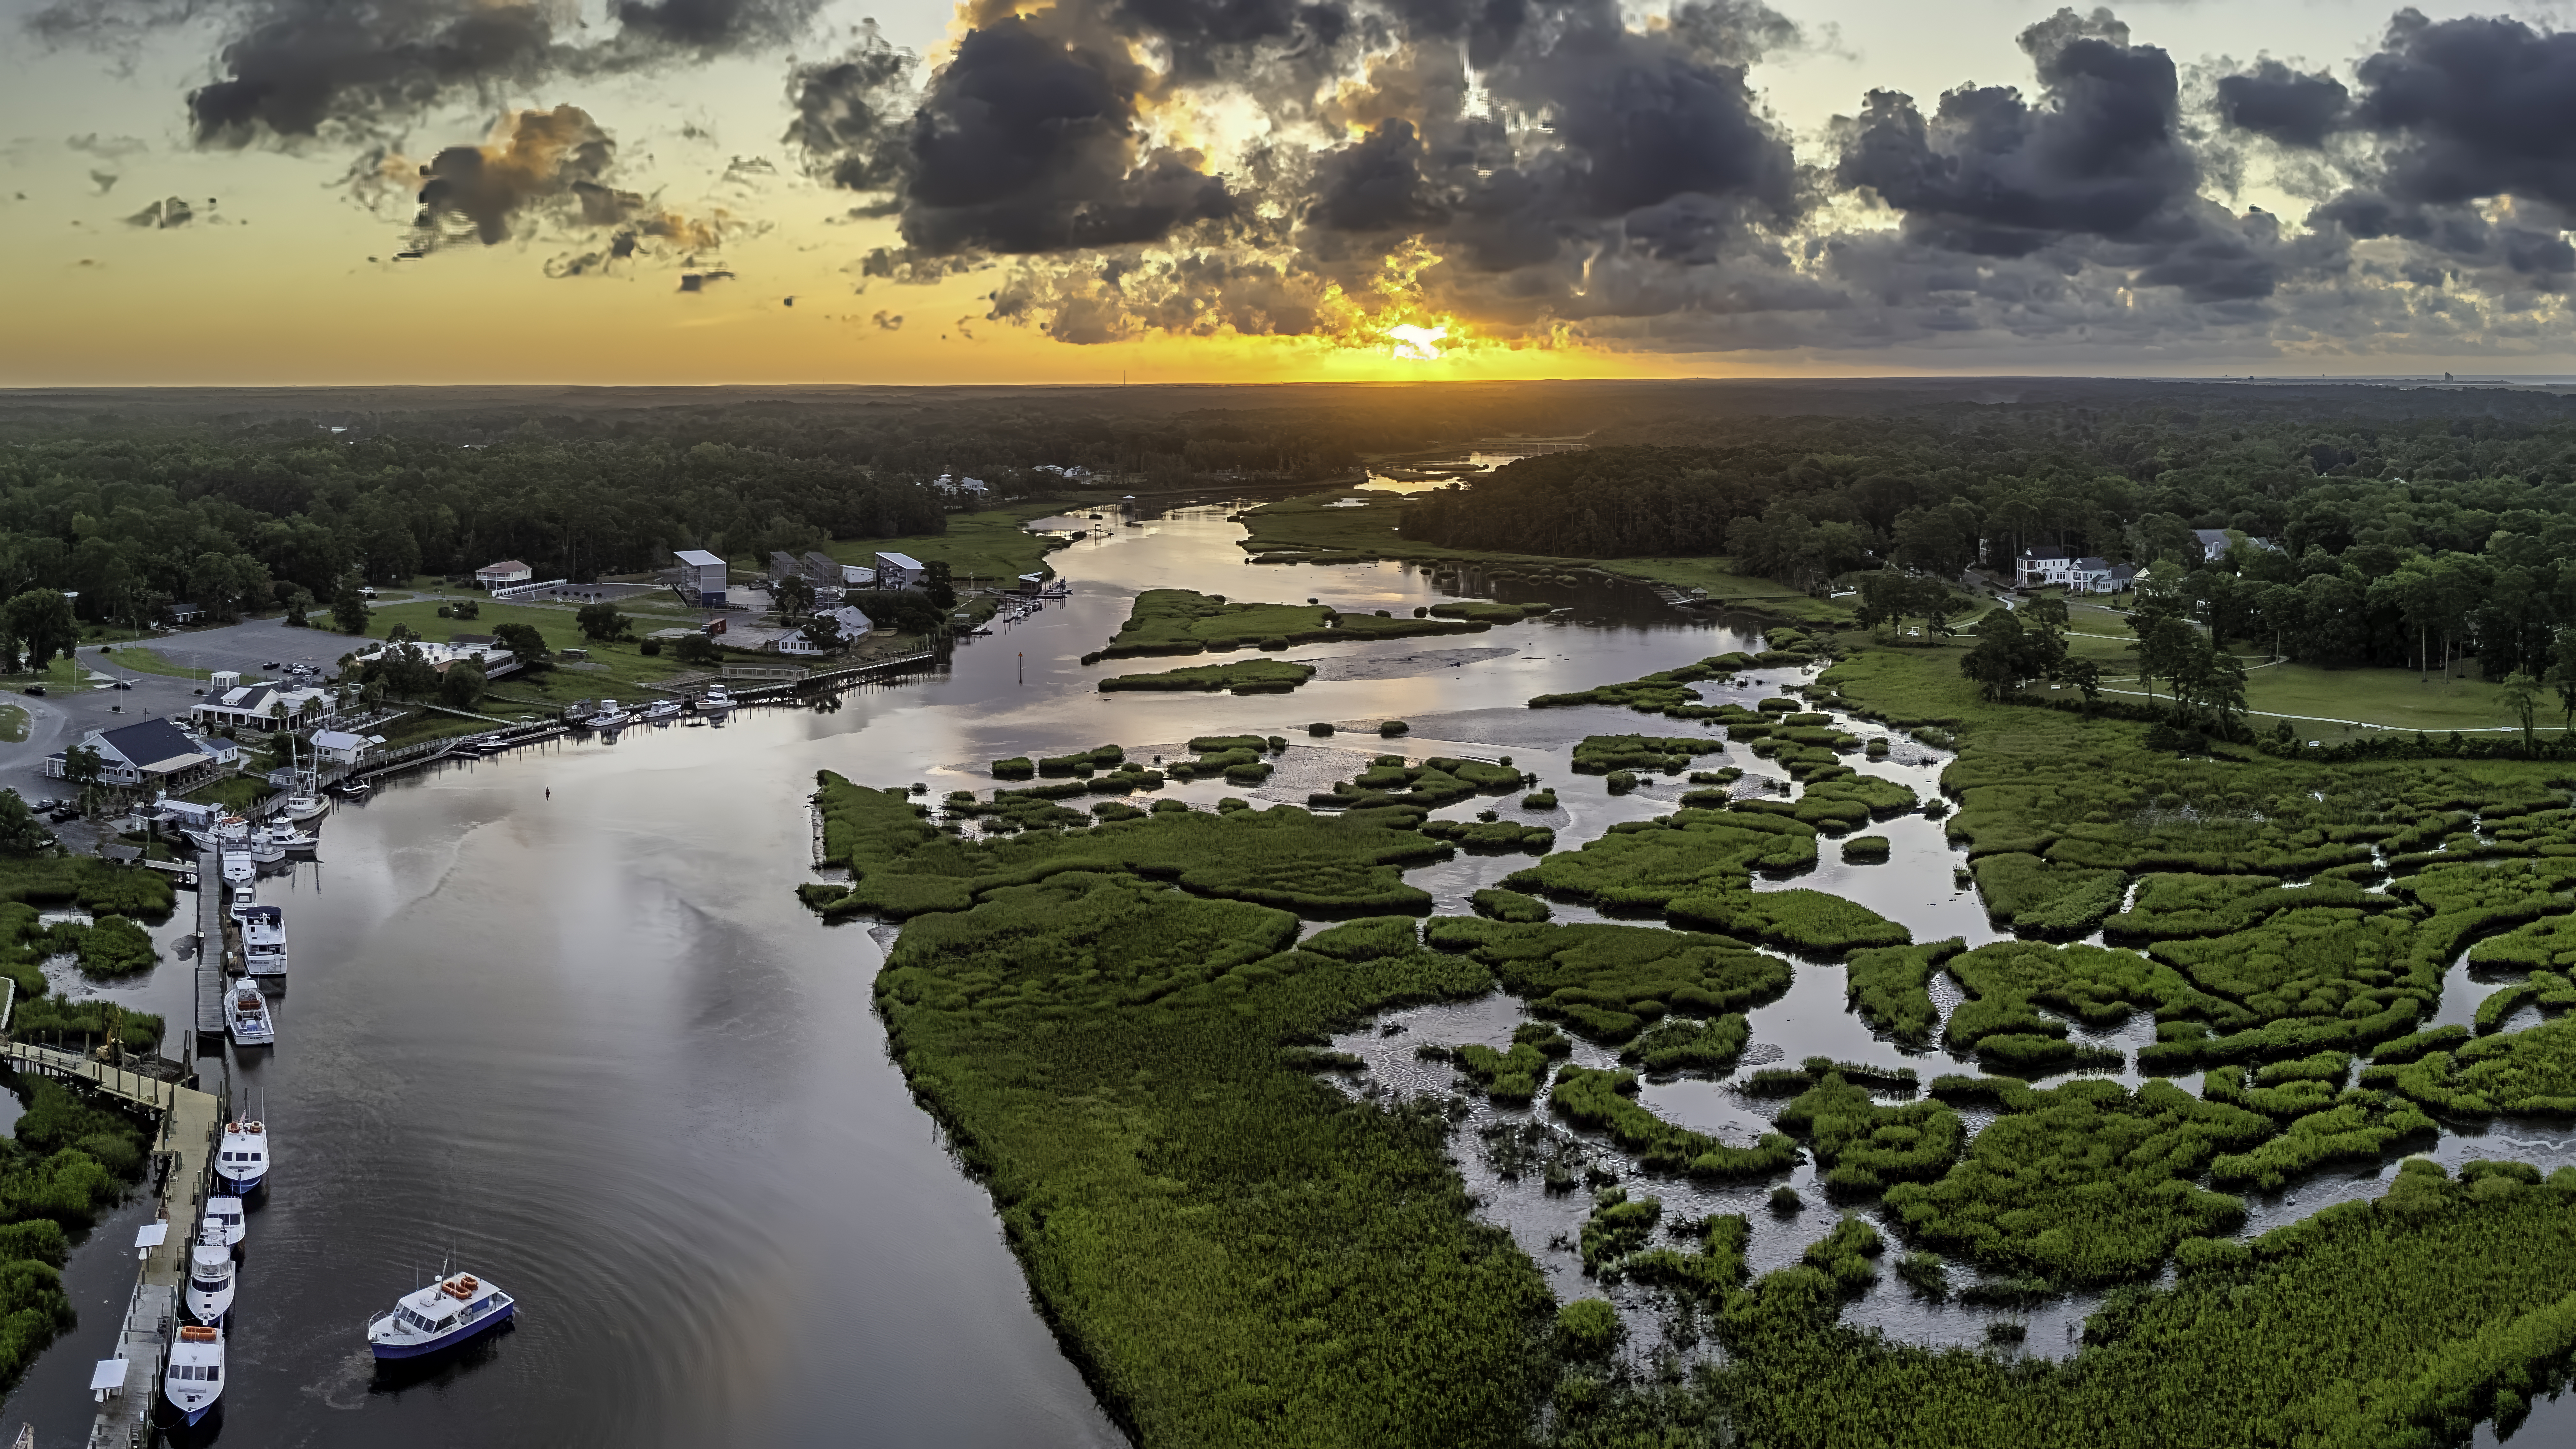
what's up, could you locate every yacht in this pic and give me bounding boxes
[247,826,286,865]
[641,698,681,721]
[241,905,286,978]
[224,983,274,1049]
[186,1241,237,1324]
[368,1272,517,1359]
[183,812,250,854]
[214,1119,271,1193]
[257,821,317,854]
[220,850,255,887]
[698,684,732,712]
[163,1324,224,1425]
[201,1195,246,1249]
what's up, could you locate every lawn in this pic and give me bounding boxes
[179,776,273,810]
[823,502,1080,592]
[0,704,26,743]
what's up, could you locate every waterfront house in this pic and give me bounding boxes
[778,605,874,656]
[474,560,534,592]
[875,552,926,589]
[43,718,229,790]
[672,549,729,607]
[309,729,376,767]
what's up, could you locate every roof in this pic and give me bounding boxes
[674,549,725,567]
[310,730,369,750]
[2074,557,2114,571]
[97,718,205,770]
[2020,546,2073,560]
[476,560,532,574]
[877,551,925,570]
[2193,528,2231,545]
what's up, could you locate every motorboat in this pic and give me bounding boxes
[368,1272,517,1359]
[201,1195,246,1249]
[214,1119,271,1192]
[698,684,732,712]
[256,821,317,854]
[332,778,372,798]
[248,827,286,864]
[641,698,681,721]
[186,1240,237,1324]
[219,850,255,887]
[227,883,256,924]
[184,813,251,854]
[224,984,274,1049]
[163,1323,224,1425]
[241,905,286,978]
[586,703,630,730]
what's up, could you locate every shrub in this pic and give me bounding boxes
[1469,888,1552,923]
[1380,720,1410,737]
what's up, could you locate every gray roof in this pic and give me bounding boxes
[674,549,725,567]
[98,718,204,769]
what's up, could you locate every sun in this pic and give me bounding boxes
[1385,323,1450,361]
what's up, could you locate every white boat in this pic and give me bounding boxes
[641,698,681,721]
[698,684,732,712]
[241,905,286,978]
[163,1323,224,1425]
[186,1240,237,1324]
[226,883,256,924]
[200,1195,246,1248]
[214,1119,270,1192]
[368,1271,516,1360]
[219,851,255,887]
[333,778,372,798]
[247,828,285,864]
[257,821,317,854]
[224,984,274,1049]
[282,792,328,821]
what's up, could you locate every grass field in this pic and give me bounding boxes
[823,503,1081,591]
[179,776,273,810]
[0,704,28,743]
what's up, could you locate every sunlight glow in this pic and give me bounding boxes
[1386,323,1450,361]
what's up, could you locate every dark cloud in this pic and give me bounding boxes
[611,0,819,49]
[2214,59,2349,148]
[677,269,734,291]
[188,1,559,145]
[1306,119,1446,232]
[404,103,615,251]
[2350,12,2576,214]
[1837,10,2199,257]
[896,16,1233,255]
[126,196,192,227]
[783,27,918,193]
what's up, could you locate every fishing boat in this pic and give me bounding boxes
[224,984,274,1049]
[282,789,328,821]
[214,1119,270,1192]
[185,1241,237,1324]
[367,1272,517,1359]
[241,905,286,978]
[163,1324,224,1425]
[641,698,681,721]
[247,827,286,864]
[200,1195,245,1249]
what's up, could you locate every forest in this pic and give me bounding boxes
[1400,385,2576,678]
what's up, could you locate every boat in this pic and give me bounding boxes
[586,706,630,730]
[641,698,681,721]
[698,684,732,712]
[219,850,255,887]
[247,827,285,865]
[214,1119,270,1192]
[201,1195,246,1248]
[226,883,256,924]
[333,778,372,799]
[256,821,317,854]
[224,984,274,1049]
[163,1324,224,1425]
[241,905,286,978]
[282,791,329,821]
[280,738,329,820]
[368,1271,517,1359]
[186,1240,237,1324]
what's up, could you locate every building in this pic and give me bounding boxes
[309,729,378,767]
[193,679,336,732]
[2016,549,2136,594]
[875,552,926,589]
[673,549,728,607]
[841,564,877,588]
[931,473,991,501]
[474,560,535,591]
[165,601,205,625]
[2015,547,2073,588]
[43,718,230,790]
[2193,528,2283,561]
[777,605,873,656]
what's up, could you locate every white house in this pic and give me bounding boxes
[874,552,926,589]
[2015,547,2073,588]
[2016,548,2137,595]
[474,560,534,591]
[309,729,377,766]
[778,605,873,656]
[2193,528,2283,562]
[43,718,229,789]
[841,564,877,588]
[193,681,336,733]
[931,474,991,500]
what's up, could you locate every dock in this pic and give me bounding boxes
[1,1041,223,1449]
[193,848,223,1042]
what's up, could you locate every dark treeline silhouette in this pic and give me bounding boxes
[1403,383,2576,677]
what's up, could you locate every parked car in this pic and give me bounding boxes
[22,686,43,696]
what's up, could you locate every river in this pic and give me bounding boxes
[4,502,2570,1445]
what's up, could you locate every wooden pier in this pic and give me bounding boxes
[3,1039,224,1449]
[192,849,223,1042]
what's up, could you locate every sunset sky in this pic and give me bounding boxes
[7,0,2576,384]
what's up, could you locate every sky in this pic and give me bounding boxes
[7,0,2576,384]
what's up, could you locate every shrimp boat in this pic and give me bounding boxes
[241,905,286,978]
[200,1195,245,1249]
[224,983,274,1049]
[163,1324,224,1425]
[186,1241,237,1324]
[368,1272,516,1359]
[282,789,328,821]
[214,1120,270,1193]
